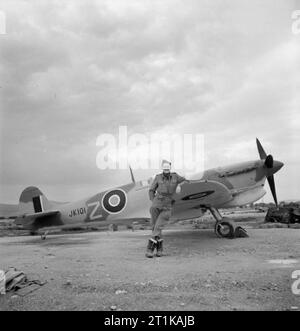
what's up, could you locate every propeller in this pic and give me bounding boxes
[256,138,280,206]
[267,175,278,206]
[265,154,273,169]
[256,138,267,160]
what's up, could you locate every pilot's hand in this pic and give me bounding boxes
[149,192,155,201]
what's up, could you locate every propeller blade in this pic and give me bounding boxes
[265,154,274,168]
[267,175,278,206]
[256,138,267,160]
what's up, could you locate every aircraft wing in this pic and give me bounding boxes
[109,179,234,223]
[173,180,233,210]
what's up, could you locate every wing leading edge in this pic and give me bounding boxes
[174,180,233,209]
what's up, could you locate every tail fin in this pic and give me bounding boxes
[19,186,52,215]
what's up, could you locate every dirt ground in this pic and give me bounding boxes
[0,226,300,311]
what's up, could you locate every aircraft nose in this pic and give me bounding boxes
[273,160,284,173]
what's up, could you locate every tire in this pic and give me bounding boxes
[215,221,235,239]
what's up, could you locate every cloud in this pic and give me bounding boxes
[0,0,299,203]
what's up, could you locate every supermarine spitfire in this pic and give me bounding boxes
[14,139,283,239]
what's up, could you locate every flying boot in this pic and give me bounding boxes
[145,238,157,258]
[155,237,164,257]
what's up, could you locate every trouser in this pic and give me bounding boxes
[150,206,172,237]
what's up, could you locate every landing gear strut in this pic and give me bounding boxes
[208,207,248,239]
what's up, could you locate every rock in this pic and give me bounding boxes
[115,289,127,295]
[110,305,117,311]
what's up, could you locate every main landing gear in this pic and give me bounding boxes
[208,207,248,239]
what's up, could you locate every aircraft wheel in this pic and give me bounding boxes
[41,231,49,240]
[215,221,235,238]
[268,217,278,223]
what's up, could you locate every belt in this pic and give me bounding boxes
[156,195,172,200]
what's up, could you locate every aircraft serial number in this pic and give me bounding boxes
[68,207,86,218]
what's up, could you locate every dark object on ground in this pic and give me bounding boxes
[4,267,46,294]
[265,207,300,225]
[234,226,249,238]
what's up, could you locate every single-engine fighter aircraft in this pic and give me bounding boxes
[14,139,283,239]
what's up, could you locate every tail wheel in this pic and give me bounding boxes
[269,217,278,223]
[41,231,49,240]
[215,221,235,238]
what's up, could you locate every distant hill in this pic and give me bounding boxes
[0,203,19,218]
[280,199,300,204]
[255,200,300,208]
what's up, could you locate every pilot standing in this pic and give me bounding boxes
[146,160,189,258]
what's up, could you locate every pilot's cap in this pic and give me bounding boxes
[162,160,171,171]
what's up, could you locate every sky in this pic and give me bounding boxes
[0,0,299,203]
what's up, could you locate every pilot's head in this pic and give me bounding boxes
[161,160,171,174]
